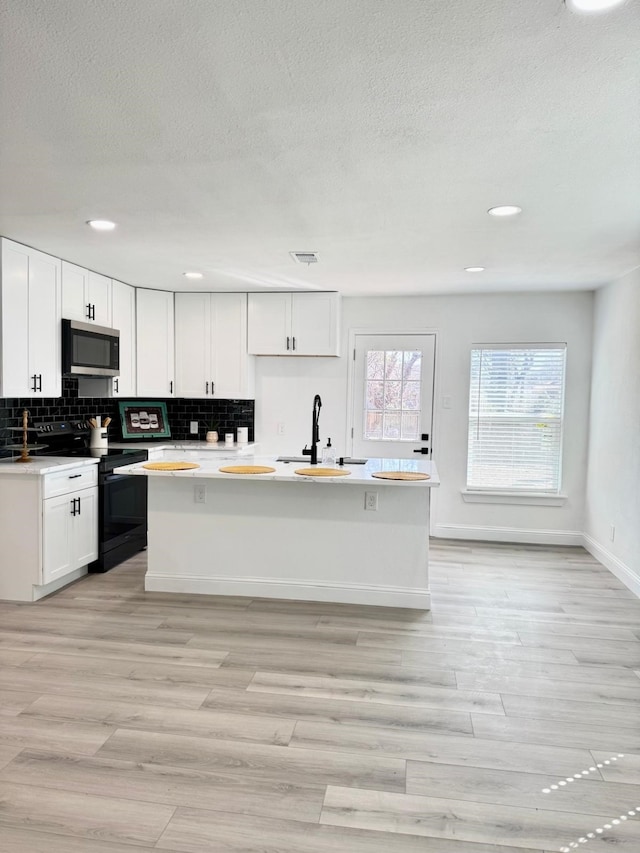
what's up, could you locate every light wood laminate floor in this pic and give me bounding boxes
[0,541,639,853]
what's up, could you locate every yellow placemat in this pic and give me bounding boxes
[371,471,430,481]
[294,467,352,477]
[143,461,201,471]
[219,465,276,474]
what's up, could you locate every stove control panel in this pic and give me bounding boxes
[33,420,91,436]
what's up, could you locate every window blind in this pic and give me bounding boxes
[467,345,567,492]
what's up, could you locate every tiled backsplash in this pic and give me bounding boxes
[0,378,254,450]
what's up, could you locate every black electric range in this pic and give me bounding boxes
[33,421,148,572]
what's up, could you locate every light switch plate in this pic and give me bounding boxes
[190,421,199,434]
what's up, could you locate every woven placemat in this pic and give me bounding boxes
[371,471,430,481]
[218,465,276,474]
[294,467,352,477]
[143,461,201,471]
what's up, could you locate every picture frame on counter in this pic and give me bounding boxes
[118,401,171,439]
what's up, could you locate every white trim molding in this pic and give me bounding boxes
[146,573,431,610]
[461,489,568,507]
[582,534,640,599]
[432,523,583,546]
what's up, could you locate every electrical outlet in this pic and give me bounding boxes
[194,485,206,504]
[190,420,198,435]
[609,524,615,542]
[364,491,378,511]
[277,422,286,435]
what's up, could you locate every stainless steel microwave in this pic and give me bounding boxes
[62,319,120,376]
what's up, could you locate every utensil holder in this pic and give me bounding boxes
[90,428,108,449]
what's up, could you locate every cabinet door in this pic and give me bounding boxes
[136,289,175,396]
[111,280,136,396]
[0,239,31,396]
[62,261,91,322]
[73,488,98,568]
[247,293,292,355]
[28,248,62,396]
[211,293,253,398]
[175,293,212,398]
[88,272,112,326]
[291,292,340,356]
[42,494,74,583]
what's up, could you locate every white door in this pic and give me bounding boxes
[211,293,252,398]
[291,293,339,356]
[42,494,74,583]
[136,289,175,396]
[0,239,30,396]
[111,280,136,397]
[351,334,436,459]
[72,488,99,568]
[61,261,90,322]
[28,249,62,397]
[87,272,112,326]
[247,293,291,355]
[175,292,212,398]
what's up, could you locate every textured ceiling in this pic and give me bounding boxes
[0,0,638,295]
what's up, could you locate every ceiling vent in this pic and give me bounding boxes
[290,251,319,265]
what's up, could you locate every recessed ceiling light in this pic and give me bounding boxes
[566,0,627,13]
[87,219,116,231]
[183,272,203,279]
[465,266,485,272]
[487,205,522,217]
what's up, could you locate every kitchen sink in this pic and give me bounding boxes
[276,456,368,464]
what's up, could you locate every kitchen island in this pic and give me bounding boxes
[115,455,439,609]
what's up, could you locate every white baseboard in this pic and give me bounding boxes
[145,573,431,610]
[33,566,88,601]
[431,523,583,547]
[582,534,640,599]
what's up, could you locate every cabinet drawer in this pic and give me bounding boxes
[43,465,98,499]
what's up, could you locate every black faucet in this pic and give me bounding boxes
[302,394,322,464]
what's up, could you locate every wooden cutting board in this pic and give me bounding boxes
[219,465,276,474]
[143,461,200,471]
[371,471,430,481]
[294,467,352,477]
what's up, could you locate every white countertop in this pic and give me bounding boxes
[0,456,100,476]
[114,455,440,487]
[108,441,257,452]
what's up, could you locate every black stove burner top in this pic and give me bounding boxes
[29,420,149,470]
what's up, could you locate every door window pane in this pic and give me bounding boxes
[363,350,423,441]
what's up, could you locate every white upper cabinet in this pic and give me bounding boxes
[136,288,175,397]
[175,292,254,399]
[0,238,62,397]
[247,292,340,356]
[62,262,112,326]
[111,280,136,397]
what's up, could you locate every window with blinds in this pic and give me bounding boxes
[467,345,567,492]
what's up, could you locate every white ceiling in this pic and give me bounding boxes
[0,0,638,295]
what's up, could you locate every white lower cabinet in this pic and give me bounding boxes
[42,486,98,584]
[0,464,99,602]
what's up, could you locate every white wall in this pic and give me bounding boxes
[584,269,640,592]
[255,291,594,544]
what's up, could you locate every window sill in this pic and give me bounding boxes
[461,489,568,507]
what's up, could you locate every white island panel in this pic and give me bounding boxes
[115,456,438,610]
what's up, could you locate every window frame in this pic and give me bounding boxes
[465,342,567,499]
